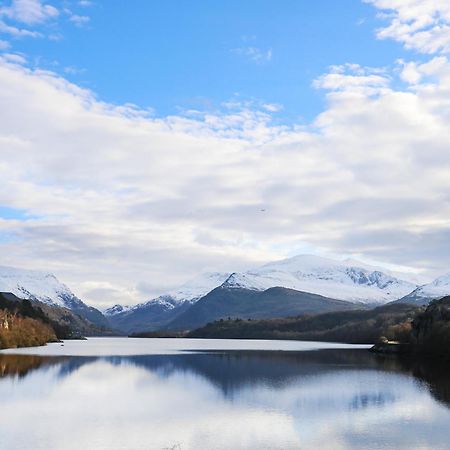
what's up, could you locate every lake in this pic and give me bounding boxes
[1,338,450,450]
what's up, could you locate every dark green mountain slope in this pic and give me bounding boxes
[166,286,361,331]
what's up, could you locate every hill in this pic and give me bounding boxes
[411,296,450,357]
[0,292,112,346]
[0,292,58,349]
[187,302,421,344]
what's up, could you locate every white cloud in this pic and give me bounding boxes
[69,14,89,27]
[366,0,450,53]
[0,0,90,42]
[0,52,26,63]
[398,60,422,84]
[262,103,283,112]
[232,46,272,63]
[0,39,10,49]
[313,64,390,95]
[63,65,86,75]
[1,52,450,306]
[0,19,41,37]
[0,0,58,25]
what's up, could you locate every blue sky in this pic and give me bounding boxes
[7,0,409,122]
[1,0,450,305]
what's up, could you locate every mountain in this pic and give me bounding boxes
[0,266,108,328]
[107,272,230,333]
[166,272,232,303]
[109,255,419,333]
[164,255,419,331]
[104,304,130,316]
[166,286,363,331]
[222,255,418,305]
[107,296,191,334]
[397,273,450,306]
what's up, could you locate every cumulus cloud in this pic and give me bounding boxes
[1,53,450,306]
[366,0,450,53]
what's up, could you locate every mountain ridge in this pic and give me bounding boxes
[221,255,418,304]
[396,273,450,306]
[106,254,424,333]
[0,265,108,328]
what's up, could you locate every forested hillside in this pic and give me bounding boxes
[0,293,58,349]
[188,303,421,344]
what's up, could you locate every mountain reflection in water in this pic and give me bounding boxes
[0,348,450,450]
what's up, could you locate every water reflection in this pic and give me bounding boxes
[0,354,67,378]
[0,349,450,450]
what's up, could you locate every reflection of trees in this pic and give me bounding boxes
[405,359,450,408]
[0,355,64,378]
[1,349,450,411]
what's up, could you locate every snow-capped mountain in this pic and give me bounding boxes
[0,265,108,327]
[112,271,231,314]
[0,265,85,308]
[108,255,422,333]
[104,304,130,316]
[398,273,450,305]
[133,271,231,312]
[168,272,231,303]
[221,255,418,304]
[106,272,231,333]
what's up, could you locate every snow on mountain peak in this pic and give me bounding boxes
[221,254,418,304]
[104,304,130,316]
[0,265,84,309]
[130,272,232,311]
[403,272,450,301]
[168,272,231,302]
[430,273,450,287]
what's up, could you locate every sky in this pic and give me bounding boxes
[1,0,450,307]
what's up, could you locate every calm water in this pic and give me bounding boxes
[1,338,450,450]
